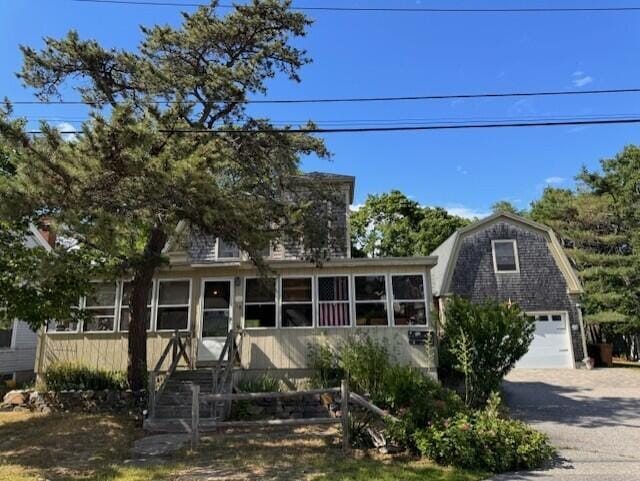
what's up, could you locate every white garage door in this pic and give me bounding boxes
[515,312,573,369]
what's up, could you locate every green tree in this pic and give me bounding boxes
[350,190,468,257]
[0,0,331,389]
[491,200,524,216]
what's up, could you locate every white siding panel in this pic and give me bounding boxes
[0,321,37,374]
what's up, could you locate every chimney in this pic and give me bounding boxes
[38,218,57,249]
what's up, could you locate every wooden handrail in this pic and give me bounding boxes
[349,392,400,422]
[201,387,340,402]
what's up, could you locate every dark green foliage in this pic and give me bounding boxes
[491,200,525,216]
[350,190,469,257]
[44,362,128,391]
[237,374,281,393]
[439,297,534,407]
[415,394,554,473]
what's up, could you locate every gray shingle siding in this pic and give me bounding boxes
[449,221,585,363]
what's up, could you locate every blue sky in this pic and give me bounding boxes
[2,0,640,218]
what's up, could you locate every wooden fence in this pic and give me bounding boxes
[189,379,396,452]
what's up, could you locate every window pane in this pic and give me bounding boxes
[319,303,350,327]
[319,277,349,301]
[355,276,386,301]
[536,314,549,321]
[494,241,517,271]
[552,314,562,322]
[393,302,427,326]
[204,281,231,309]
[46,320,78,332]
[87,283,117,307]
[282,304,313,327]
[0,326,12,348]
[84,311,115,332]
[122,282,153,307]
[392,275,424,300]
[119,308,151,331]
[202,310,229,337]
[218,239,240,258]
[244,304,276,328]
[282,278,312,302]
[157,307,188,330]
[158,281,190,305]
[355,303,388,326]
[245,278,276,303]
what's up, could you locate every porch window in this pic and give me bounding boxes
[244,278,276,328]
[119,281,153,332]
[281,277,313,328]
[492,240,519,273]
[354,275,388,326]
[318,276,350,327]
[217,239,240,259]
[391,275,427,326]
[156,280,191,331]
[0,320,13,349]
[83,282,117,332]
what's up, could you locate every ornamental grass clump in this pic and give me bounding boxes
[44,361,128,391]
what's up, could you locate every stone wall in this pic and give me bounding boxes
[230,392,338,420]
[1,388,146,419]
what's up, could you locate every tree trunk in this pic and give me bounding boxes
[128,225,168,391]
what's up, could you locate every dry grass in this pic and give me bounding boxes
[0,412,485,481]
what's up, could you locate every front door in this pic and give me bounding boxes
[198,279,233,363]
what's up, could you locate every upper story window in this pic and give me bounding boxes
[244,278,277,328]
[83,282,118,332]
[492,240,520,273]
[0,320,13,349]
[119,281,153,332]
[281,277,313,328]
[217,239,240,259]
[354,275,388,326]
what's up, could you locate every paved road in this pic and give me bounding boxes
[489,368,640,481]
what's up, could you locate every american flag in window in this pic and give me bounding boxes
[318,276,350,327]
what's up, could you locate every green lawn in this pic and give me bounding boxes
[0,411,486,481]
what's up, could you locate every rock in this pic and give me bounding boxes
[28,391,40,404]
[40,406,52,415]
[3,390,27,406]
[13,406,30,412]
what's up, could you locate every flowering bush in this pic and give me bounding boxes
[414,394,554,473]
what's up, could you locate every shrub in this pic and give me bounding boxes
[414,393,554,473]
[439,297,535,406]
[338,335,390,398]
[308,341,343,388]
[44,361,128,391]
[237,374,280,393]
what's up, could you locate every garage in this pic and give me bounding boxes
[516,312,574,369]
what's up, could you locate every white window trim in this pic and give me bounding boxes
[46,299,82,334]
[155,278,192,332]
[118,280,156,333]
[199,277,235,338]
[242,276,278,330]
[390,273,429,328]
[492,239,520,274]
[0,319,16,351]
[316,275,352,328]
[280,275,315,329]
[82,281,118,333]
[352,273,390,327]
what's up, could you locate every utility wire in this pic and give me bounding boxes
[9,87,640,106]
[25,117,640,135]
[69,0,640,13]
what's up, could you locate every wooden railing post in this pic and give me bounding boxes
[172,329,179,363]
[148,372,156,418]
[341,379,350,453]
[191,383,200,450]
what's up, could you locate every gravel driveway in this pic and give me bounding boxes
[489,368,640,481]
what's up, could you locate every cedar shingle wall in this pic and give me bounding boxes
[449,221,585,362]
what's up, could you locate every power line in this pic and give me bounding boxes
[69,0,640,13]
[9,87,640,106]
[25,117,640,135]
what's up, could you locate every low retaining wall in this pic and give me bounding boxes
[1,389,147,419]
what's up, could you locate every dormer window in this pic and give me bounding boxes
[492,240,519,273]
[217,239,240,259]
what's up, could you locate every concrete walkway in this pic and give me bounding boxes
[490,368,640,480]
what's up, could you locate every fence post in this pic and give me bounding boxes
[148,372,156,418]
[341,379,350,453]
[191,383,200,450]
[172,329,179,364]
